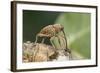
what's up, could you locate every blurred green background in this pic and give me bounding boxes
[23,10,91,59]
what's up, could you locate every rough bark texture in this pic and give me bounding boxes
[23,41,58,62]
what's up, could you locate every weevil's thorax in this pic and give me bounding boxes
[53,24,64,33]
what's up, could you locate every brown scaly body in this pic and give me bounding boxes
[35,24,72,60]
[37,24,64,38]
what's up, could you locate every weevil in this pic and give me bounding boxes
[35,24,72,60]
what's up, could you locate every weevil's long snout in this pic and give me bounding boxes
[61,29,68,48]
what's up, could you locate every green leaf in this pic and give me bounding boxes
[55,12,91,59]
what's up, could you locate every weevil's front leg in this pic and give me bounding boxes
[57,35,71,59]
[56,35,62,48]
[50,37,56,49]
[61,30,68,49]
[56,34,66,49]
[69,51,73,60]
[65,48,72,60]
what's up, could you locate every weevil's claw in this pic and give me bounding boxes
[65,48,71,53]
[64,48,73,60]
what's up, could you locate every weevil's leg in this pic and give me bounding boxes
[64,48,73,60]
[41,37,45,44]
[68,49,73,60]
[35,36,38,44]
[61,35,66,49]
[50,37,56,49]
[56,35,62,48]
[69,53,73,60]
[57,35,66,49]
